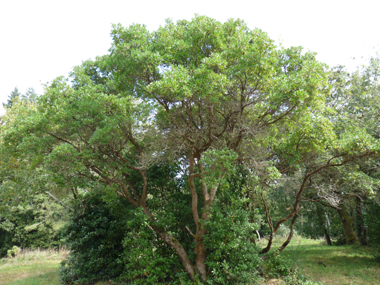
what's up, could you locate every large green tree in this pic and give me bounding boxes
[1,16,360,281]
[109,16,332,276]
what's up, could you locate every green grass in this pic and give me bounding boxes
[2,269,60,285]
[0,248,69,285]
[279,237,380,285]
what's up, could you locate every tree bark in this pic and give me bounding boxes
[356,196,367,246]
[141,206,197,280]
[194,226,207,281]
[336,203,359,245]
[316,206,332,245]
[188,152,216,281]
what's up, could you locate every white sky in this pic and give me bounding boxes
[1,0,379,115]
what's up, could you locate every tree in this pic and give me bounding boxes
[256,56,380,248]
[308,58,380,245]
[2,87,38,110]
[109,17,331,279]
[3,87,21,108]
[22,87,38,103]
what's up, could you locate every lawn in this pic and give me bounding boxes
[280,238,380,285]
[0,248,68,285]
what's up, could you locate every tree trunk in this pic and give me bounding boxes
[141,206,197,280]
[356,197,367,246]
[194,227,207,281]
[317,207,332,245]
[193,198,215,281]
[336,203,359,245]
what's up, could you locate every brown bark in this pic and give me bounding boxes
[193,187,218,280]
[324,226,332,245]
[188,152,212,281]
[336,203,359,245]
[141,206,197,280]
[260,192,274,254]
[194,226,207,280]
[278,212,298,253]
[316,207,332,245]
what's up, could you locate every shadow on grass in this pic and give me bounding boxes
[285,244,380,266]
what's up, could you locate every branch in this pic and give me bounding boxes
[260,192,274,254]
[45,191,72,210]
[267,103,298,125]
[278,211,299,253]
[185,226,195,237]
[46,132,80,152]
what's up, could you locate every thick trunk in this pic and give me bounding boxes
[194,228,207,280]
[193,204,212,281]
[187,152,207,281]
[188,152,221,281]
[336,203,359,245]
[356,197,367,246]
[155,227,197,279]
[316,207,332,245]
[141,206,197,280]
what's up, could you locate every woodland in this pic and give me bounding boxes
[1,16,380,284]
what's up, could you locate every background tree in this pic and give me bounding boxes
[2,87,38,109]
[3,87,21,108]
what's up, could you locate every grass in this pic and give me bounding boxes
[262,236,380,285]
[1,240,379,284]
[0,247,69,285]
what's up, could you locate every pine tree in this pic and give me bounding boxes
[3,87,21,108]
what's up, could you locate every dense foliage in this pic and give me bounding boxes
[60,192,131,284]
[0,194,63,257]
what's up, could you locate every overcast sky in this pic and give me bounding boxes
[1,0,379,114]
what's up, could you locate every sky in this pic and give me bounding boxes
[1,0,379,115]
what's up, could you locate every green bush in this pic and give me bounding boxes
[59,191,132,284]
[59,163,302,284]
[7,245,20,258]
[264,250,294,278]
[203,192,264,284]
[119,208,185,284]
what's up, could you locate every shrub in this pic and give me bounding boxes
[119,208,185,284]
[7,246,20,258]
[264,250,294,278]
[59,191,132,284]
[203,193,264,284]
